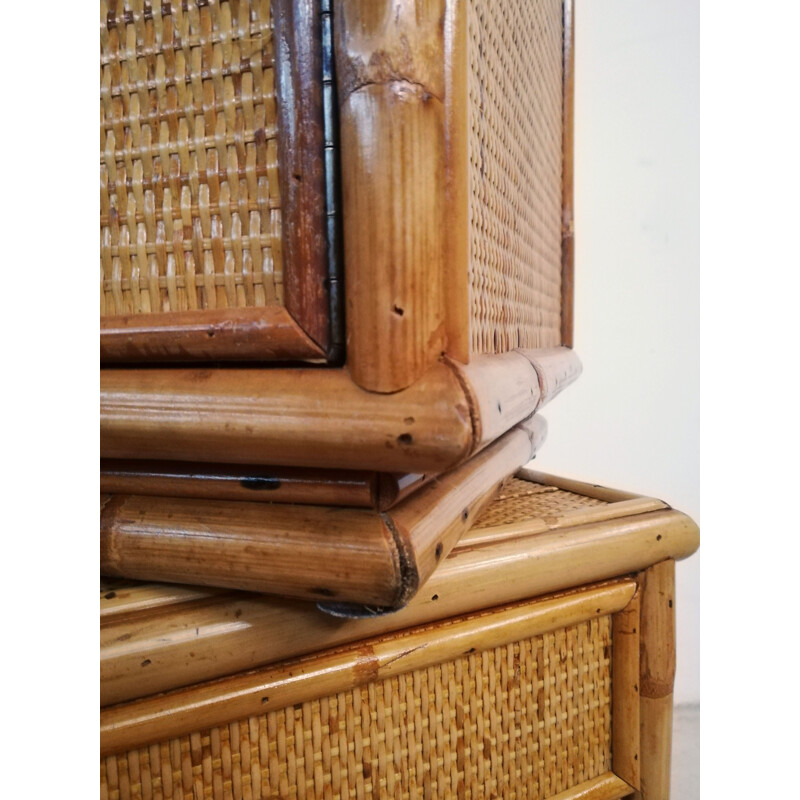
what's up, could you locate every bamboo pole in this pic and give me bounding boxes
[100,348,578,471]
[101,582,634,756]
[334,0,447,392]
[633,560,677,800]
[100,421,542,609]
[100,507,697,707]
[100,361,473,472]
[549,773,634,800]
[611,589,641,789]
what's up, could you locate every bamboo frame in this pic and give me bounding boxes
[633,560,677,800]
[335,0,576,391]
[561,0,575,347]
[101,581,634,756]
[100,346,579,471]
[100,472,698,707]
[100,419,544,609]
[100,460,432,510]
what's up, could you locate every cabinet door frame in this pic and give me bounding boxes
[100,0,343,364]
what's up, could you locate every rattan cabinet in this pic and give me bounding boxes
[100,472,699,800]
[100,0,579,476]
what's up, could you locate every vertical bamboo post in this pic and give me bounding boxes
[633,560,676,800]
[334,0,448,392]
[611,588,640,790]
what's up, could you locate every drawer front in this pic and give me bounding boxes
[101,581,639,799]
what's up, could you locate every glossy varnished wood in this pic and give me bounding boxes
[101,461,380,508]
[99,477,698,708]
[274,0,332,351]
[335,0,447,392]
[100,421,542,608]
[100,307,324,362]
[99,346,580,471]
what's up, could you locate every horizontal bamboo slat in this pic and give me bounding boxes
[100,472,698,707]
[100,419,542,608]
[101,581,631,756]
[100,307,325,362]
[100,346,579,471]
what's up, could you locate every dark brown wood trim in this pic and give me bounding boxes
[561,0,575,348]
[100,307,325,362]
[274,0,331,352]
[101,460,378,508]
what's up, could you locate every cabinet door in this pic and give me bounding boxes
[100,0,341,363]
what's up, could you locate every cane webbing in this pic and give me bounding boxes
[468,0,564,354]
[101,615,612,799]
[473,478,609,530]
[100,0,283,316]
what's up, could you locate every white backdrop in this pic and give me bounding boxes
[534,0,700,704]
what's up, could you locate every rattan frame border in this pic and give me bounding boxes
[101,568,676,797]
[100,0,344,364]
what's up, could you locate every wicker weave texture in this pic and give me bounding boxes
[100,0,283,316]
[467,0,564,355]
[473,478,608,529]
[101,617,611,799]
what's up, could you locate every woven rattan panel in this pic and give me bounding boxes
[473,478,608,529]
[100,0,283,316]
[101,617,611,799]
[467,0,564,354]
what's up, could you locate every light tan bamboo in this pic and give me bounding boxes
[612,589,641,790]
[100,422,539,608]
[442,0,470,364]
[549,773,635,800]
[518,468,658,504]
[100,507,697,707]
[101,582,634,756]
[334,0,447,393]
[634,560,676,800]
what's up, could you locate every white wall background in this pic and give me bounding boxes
[535,0,700,704]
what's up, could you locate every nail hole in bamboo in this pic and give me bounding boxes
[261,696,269,704]
[657,534,662,541]
[105,591,117,600]
[392,305,404,317]
[206,328,215,338]
[397,433,413,445]
[435,543,443,561]
[462,508,469,521]
[431,594,439,601]
[141,659,151,667]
